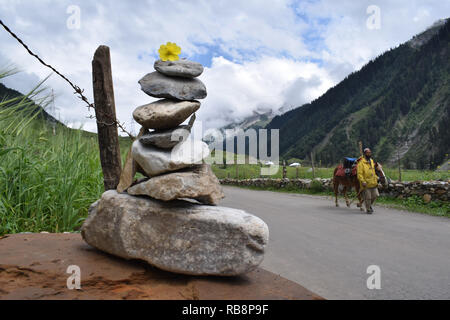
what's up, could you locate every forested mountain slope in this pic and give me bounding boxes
[266,19,450,169]
[0,82,61,124]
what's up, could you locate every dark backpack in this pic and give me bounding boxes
[343,157,357,176]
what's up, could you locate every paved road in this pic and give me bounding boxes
[221,186,450,300]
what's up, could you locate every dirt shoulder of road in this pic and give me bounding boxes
[0,233,323,300]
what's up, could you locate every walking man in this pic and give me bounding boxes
[357,148,379,214]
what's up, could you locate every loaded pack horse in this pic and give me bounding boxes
[333,157,387,210]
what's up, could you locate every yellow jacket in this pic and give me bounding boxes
[357,156,378,189]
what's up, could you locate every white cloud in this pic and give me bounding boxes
[198,56,334,129]
[0,0,449,135]
[297,0,450,79]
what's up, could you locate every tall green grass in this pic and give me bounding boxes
[0,76,104,236]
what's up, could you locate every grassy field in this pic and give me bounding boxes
[211,162,450,181]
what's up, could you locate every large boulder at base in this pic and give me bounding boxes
[154,59,204,78]
[127,164,224,205]
[139,125,191,149]
[132,139,210,177]
[81,190,269,276]
[133,99,199,130]
[139,72,207,100]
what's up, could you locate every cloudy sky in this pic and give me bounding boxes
[0,0,449,134]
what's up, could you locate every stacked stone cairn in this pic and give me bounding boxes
[81,58,269,276]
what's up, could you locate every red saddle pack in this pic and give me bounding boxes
[335,164,358,177]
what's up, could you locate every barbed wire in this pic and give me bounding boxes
[0,19,135,139]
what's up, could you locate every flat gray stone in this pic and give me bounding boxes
[127,164,225,205]
[132,139,210,177]
[139,72,207,100]
[133,99,199,130]
[81,190,269,276]
[154,59,204,78]
[139,125,191,149]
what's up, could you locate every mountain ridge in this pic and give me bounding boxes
[264,18,450,169]
[0,82,61,125]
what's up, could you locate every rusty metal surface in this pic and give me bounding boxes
[0,233,322,300]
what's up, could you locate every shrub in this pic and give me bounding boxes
[309,180,324,193]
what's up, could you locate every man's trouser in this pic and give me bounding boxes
[363,187,379,211]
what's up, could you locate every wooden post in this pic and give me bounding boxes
[235,164,239,179]
[397,144,402,182]
[92,45,122,190]
[311,152,315,179]
[319,159,321,178]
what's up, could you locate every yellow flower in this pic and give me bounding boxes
[158,42,181,61]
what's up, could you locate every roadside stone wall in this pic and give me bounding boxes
[219,178,449,202]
